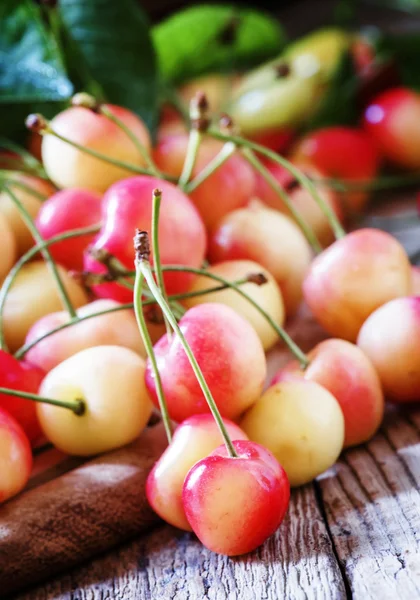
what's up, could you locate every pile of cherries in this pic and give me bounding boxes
[0,73,419,557]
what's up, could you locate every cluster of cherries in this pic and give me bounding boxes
[0,65,419,556]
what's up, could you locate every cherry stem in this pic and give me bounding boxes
[178,128,202,189]
[136,237,238,458]
[151,189,172,338]
[241,148,322,253]
[0,223,100,353]
[14,276,253,359]
[3,185,77,319]
[0,137,47,177]
[0,387,85,416]
[184,141,236,193]
[209,129,346,240]
[39,121,177,183]
[0,172,50,201]
[319,171,420,193]
[99,105,161,176]
[133,269,172,444]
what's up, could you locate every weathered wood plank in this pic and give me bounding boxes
[14,486,346,600]
[317,408,420,600]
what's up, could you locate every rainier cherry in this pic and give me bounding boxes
[145,303,267,422]
[291,126,380,213]
[254,161,343,247]
[0,174,55,256]
[0,213,16,282]
[3,261,88,353]
[241,379,344,486]
[183,259,284,351]
[0,350,44,445]
[0,408,32,503]
[42,104,151,192]
[38,345,153,456]
[25,299,147,373]
[363,87,420,170]
[146,414,248,530]
[183,439,290,556]
[36,188,102,271]
[84,176,207,302]
[412,266,420,294]
[209,201,313,317]
[271,339,384,448]
[153,132,256,231]
[357,297,420,403]
[303,228,412,341]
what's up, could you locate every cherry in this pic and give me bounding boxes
[84,176,207,302]
[182,439,290,556]
[183,259,285,351]
[146,414,248,531]
[0,350,44,445]
[247,128,294,153]
[42,104,152,192]
[271,338,384,448]
[303,228,412,341]
[38,345,153,455]
[291,126,380,213]
[363,87,420,170]
[0,407,32,503]
[357,296,420,403]
[0,213,16,282]
[209,201,312,317]
[0,174,55,256]
[24,299,147,373]
[254,160,343,247]
[3,261,88,353]
[145,303,267,422]
[36,188,102,271]
[240,379,344,486]
[412,265,420,295]
[153,132,256,231]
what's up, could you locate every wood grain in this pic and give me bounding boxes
[14,485,346,600]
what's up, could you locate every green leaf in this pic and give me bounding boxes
[153,4,286,84]
[0,0,73,103]
[59,0,158,133]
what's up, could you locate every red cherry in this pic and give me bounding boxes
[182,439,290,556]
[363,87,420,169]
[247,128,294,153]
[36,188,102,271]
[0,350,45,445]
[84,176,207,302]
[0,407,33,503]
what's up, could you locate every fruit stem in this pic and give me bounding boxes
[14,276,253,359]
[100,105,161,176]
[209,129,346,240]
[133,269,173,444]
[178,129,202,189]
[241,148,322,253]
[320,171,420,193]
[184,142,236,193]
[0,172,50,201]
[0,223,100,353]
[29,117,177,183]
[161,265,310,369]
[135,230,238,458]
[3,185,78,319]
[0,387,85,416]
[0,136,47,177]
[152,189,172,338]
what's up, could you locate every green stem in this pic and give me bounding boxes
[185,142,236,193]
[242,148,322,254]
[14,277,251,359]
[0,387,85,416]
[3,186,77,319]
[319,171,420,193]
[178,129,202,189]
[133,270,172,443]
[0,173,51,201]
[139,258,238,458]
[100,106,160,176]
[0,223,100,353]
[44,126,177,183]
[0,137,47,177]
[209,129,346,240]
[152,189,171,338]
